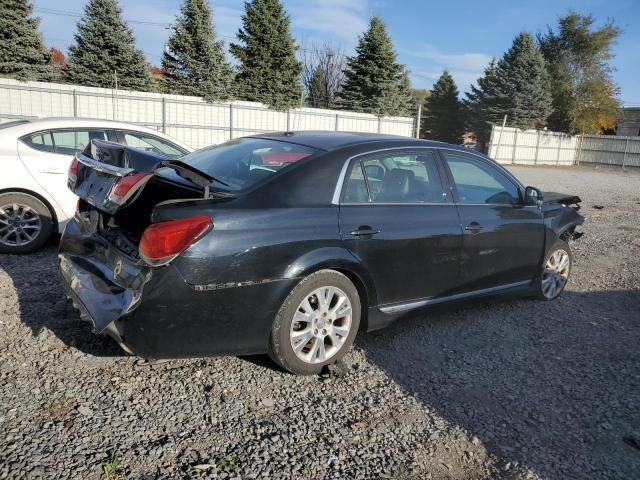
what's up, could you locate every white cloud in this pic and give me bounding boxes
[405,44,492,92]
[287,0,370,46]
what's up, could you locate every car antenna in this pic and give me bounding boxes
[284,131,295,137]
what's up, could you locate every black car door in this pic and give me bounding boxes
[339,148,462,306]
[439,150,544,293]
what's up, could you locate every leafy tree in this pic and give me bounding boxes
[0,0,51,80]
[48,47,66,83]
[339,16,412,116]
[162,0,233,100]
[494,32,552,130]
[538,11,621,133]
[421,70,464,143]
[230,0,302,110]
[65,0,151,90]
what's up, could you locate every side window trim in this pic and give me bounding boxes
[438,149,523,206]
[338,147,450,205]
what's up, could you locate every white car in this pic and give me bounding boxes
[0,118,193,253]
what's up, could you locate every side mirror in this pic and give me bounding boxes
[524,186,543,206]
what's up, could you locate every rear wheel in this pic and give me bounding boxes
[536,241,572,300]
[268,270,360,375]
[0,193,54,254]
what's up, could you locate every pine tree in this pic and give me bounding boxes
[339,17,412,116]
[421,70,464,144]
[538,11,621,134]
[494,32,552,130]
[162,0,233,100]
[464,59,505,147]
[0,0,51,80]
[65,0,151,90]
[230,0,301,110]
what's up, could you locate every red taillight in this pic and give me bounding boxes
[68,157,79,185]
[108,173,151,205]
[139,215,212,266]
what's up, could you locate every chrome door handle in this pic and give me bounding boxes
[350,227,380,237]
[464,222,482,233]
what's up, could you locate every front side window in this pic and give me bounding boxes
[443,152,520,205]
[51,129,106,155]
[343,149,446,204]
[122,131,187,159]
[162,137,319,191]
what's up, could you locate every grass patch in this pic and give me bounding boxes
[101,457,128,480]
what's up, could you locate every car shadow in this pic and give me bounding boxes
[0,243,122,357]
[357,288,640,478]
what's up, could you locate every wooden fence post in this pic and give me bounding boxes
[622,138,629,169]
[511,129,518,164]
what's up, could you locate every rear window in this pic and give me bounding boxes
[176,138,319,191]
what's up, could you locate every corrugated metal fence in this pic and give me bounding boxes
[488,125,640,168]
[0,78,415,149]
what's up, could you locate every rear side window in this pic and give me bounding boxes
[443,152,520,205]
[51,129,106,155]
[343,149,446,204]
[174,138,319,191]
[121,131,186,159]
[23,131,55,153]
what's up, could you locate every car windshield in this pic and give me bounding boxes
[174,138,319,191]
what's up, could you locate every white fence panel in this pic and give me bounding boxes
[489,125,577,166]
[0,78,415,149]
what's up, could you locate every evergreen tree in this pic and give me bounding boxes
[464,59,505,147]
[0,0,51,80]
[421,70,464,143]
[230,0,301,110]
[65,0,151,90]
[494,32,552,130]
[162,0,233,100]
[538,11,621,134]
[339,17,412,116]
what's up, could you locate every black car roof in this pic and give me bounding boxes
[251,131,475,154]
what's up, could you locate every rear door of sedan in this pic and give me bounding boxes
[339,148,463,306]
[439,150,544,292]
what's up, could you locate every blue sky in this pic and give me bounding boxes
[33,0,640,105]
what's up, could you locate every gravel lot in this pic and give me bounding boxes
[1,165,639,480]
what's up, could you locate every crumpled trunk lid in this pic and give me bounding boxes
[70,139,212,215]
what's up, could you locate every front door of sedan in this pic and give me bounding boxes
[339,149,462,306]
[439,150,544,292]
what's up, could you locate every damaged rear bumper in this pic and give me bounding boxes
[59,218,297,358]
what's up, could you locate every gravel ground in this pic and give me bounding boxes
[1,165,639,480]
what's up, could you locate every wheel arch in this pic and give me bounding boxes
[0,188,60,232]
[282,246,378,331]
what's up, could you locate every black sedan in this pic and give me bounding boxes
[59,132,584,374]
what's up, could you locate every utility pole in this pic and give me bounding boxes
[415,103,422,138]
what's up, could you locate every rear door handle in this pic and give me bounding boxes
[350,226,380,237]
[464,222,482,234]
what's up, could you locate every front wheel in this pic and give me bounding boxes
[268,270,361,375]
[536,241,572,300]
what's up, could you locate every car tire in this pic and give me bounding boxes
[535,240,572,301]
[268,269,361,375]
[0,192,54,254]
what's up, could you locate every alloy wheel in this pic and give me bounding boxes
[541,249,570,299]
[289,286,353,364]
[0,203,42,247]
